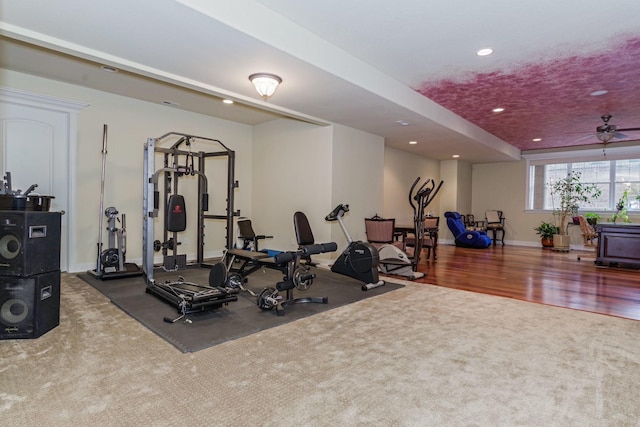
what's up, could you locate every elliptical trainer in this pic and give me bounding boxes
[326,204,385,291]
[408,177,443,265]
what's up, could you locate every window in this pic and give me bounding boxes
[525,147,640,212]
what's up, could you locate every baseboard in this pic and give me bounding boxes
[70,249,226,274]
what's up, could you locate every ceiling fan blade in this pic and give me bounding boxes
[572,133,597,142]
[616,127,640,132]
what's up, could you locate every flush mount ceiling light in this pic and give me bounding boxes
[590,89,608,97]
[532,138,542,142]
[249,73,282,101]
[409,141,418,145]
[476,48,493,56]
[492,107,505,113]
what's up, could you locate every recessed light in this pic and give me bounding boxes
[532,138,542,142]
[477,48,493,56]
[492,107,505,113]
[100,65,119,73]
[409,141,418,145]
[452,154,460,158]
[590,89,608,96]
[396,120,410,126]
[223,99,234,104]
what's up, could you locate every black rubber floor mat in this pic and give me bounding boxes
[78,266,403,352]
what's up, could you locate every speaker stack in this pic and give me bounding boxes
[0,211,62,339]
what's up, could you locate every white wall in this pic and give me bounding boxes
[251,121,386,263]
[471,159,640,246]
[251,119,333,253]
[383,147,440,225]
[437,160,472,241]
[1,69,254,271]
[330,124,385,250]
[439,159,472,216]
[455,160,473,214]
[472,160,529,244]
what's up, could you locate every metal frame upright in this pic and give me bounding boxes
[142,132,236,285]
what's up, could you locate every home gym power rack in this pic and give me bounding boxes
[142,132,237,290]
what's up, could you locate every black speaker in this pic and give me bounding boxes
[0,270,60,339]
[0,211,61,277]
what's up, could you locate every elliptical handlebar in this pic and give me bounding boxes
[325,203,349,221]
[408,177,421,219]
[407,177,444,266]
[409,177,443,218]
[325,203,353,244]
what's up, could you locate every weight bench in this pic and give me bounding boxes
[224,248,280,278]
[225,243,338,316]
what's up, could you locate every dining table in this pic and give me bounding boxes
[394,219,439,261]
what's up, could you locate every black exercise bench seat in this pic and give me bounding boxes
[225,248,281,278]
[226,248,270,260]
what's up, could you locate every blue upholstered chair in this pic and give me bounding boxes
[444,211,492,248]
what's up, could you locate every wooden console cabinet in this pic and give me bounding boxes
[595,223,640,269]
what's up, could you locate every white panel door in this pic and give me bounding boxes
[0,90,85,272]
[2,115,58,198]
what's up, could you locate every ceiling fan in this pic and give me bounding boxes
[595,114,640,143]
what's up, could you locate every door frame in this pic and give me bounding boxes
[0,87,87,272]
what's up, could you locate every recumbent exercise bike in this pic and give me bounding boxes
[326,204,385,291]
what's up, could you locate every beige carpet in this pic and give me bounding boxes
[1,273,639,426]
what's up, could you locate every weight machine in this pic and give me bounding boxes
[88,206,142,280]
[88,124,142,280]
[142,132,238,316]
[229,243,337,316]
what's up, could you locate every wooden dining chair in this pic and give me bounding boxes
[485,210,505,245]
[578,215,597,247]
[404,216,440,261]
[364,216,404,250]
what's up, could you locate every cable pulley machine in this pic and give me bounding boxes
[142,132,239,320]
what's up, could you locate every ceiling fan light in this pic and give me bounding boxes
[596,132,614,143]
[249,73,282,101]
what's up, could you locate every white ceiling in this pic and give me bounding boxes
[2,0,640,163]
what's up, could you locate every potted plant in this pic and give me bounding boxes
[585,212,600,226]
[609,188,632,224]
[534,221,560,248]
[549,171,602,250]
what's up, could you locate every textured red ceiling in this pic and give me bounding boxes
[417,36,640,151]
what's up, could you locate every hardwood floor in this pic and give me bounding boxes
[408,244,640,321]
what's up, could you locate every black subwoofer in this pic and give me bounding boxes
[0,211,61,276]
[0,270,60,339]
